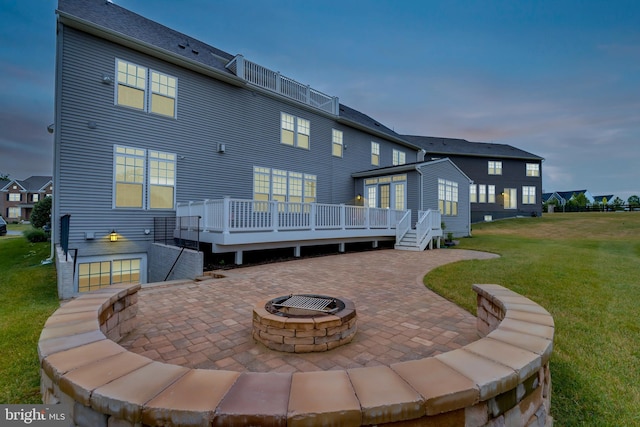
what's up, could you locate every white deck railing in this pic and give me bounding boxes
[176,198,407,234]
[416,209,442,245]
[226,55,339,115]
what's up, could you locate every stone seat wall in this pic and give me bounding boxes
[39,282,554,426]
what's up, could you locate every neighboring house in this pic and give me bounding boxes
[0,176,53,222]
[403,136,544,222]
[543,190,595,207]
[593,195,614,206]
[53,0,539,297]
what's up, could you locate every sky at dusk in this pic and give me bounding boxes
[1,0,639,200]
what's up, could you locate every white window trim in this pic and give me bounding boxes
[113,145,177,210]
[488,160,503,175]
[332,129,343,158]
[522,186,536,204]
[526,163,540,177]
[438,178,459,216]
[392,149,406,166]
[75,253,147,292]
[281,113,310,149]
[253,166,317,203]
[115,58,178,118]
[371,142,380,166]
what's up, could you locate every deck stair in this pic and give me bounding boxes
[394,210,442,251]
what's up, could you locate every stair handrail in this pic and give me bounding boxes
[395,210,411,242]
[415,210,432,248]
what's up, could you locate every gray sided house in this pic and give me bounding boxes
[53,0,474,298]
[403,136,544,223]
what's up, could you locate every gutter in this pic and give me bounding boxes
[56,11,246,88]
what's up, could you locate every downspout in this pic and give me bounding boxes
[44,20,65,265]
[416,165,424,213]
[468,179,474,236]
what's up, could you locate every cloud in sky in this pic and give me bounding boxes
[1,0,639,201]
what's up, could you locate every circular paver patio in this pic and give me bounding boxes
[119,249,498,373]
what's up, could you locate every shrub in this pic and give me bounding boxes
[30,196,52,229]
[23,228,48,243]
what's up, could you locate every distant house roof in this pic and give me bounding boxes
[1,176,52,192]
[57,0,410,147]
[593,195,614,204]
[401,135,544,161]
[555,190,588,201]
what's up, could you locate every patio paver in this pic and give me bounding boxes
[119,249,498,373]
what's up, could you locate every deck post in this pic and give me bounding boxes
[310,203,316,231]
[222,196,230,235]
[365,206,370,229]
[202,199,209,232]
[271,201,279,232]
[294,245,301,258]
[340,204,346,230]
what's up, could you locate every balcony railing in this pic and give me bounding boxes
[226,55,339,115]
[176,198,407,234]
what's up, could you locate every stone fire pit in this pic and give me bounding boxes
[252,294,357,353]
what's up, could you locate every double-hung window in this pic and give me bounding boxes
[392,149,406,165]
[371,142,380,166]
[148,151,176,209]
[332,129,343,157]
[116,59,177,118]
[8,193,20,202]
[438,179,458,216]
[488,185,496,203]
[488,161,502,175]
[522,186,536,204]
[114,146,145,208]
[117,60,146,110]
[470,184,477,203]
[478,184,486,203]
[281,113,310,149]
[150,71,177,117]
[526,163,540,177]
[114,146,176,209]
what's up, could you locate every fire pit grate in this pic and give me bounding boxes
[273,295,334,313]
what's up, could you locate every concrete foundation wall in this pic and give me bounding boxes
[148,243,203,283]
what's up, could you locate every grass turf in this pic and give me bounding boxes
[425,212,640,426]
[0,235,58,403]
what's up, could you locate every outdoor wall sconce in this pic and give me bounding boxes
[356,194,362,201]
[109,230,118,242]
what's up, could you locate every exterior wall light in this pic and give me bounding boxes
[109,230,118,242]
[356,194,362,201]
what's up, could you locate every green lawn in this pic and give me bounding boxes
[2,213,639,423]
[425,212,640,426]
[0,236,58,403]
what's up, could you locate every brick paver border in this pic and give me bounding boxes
[39,276,554,425]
